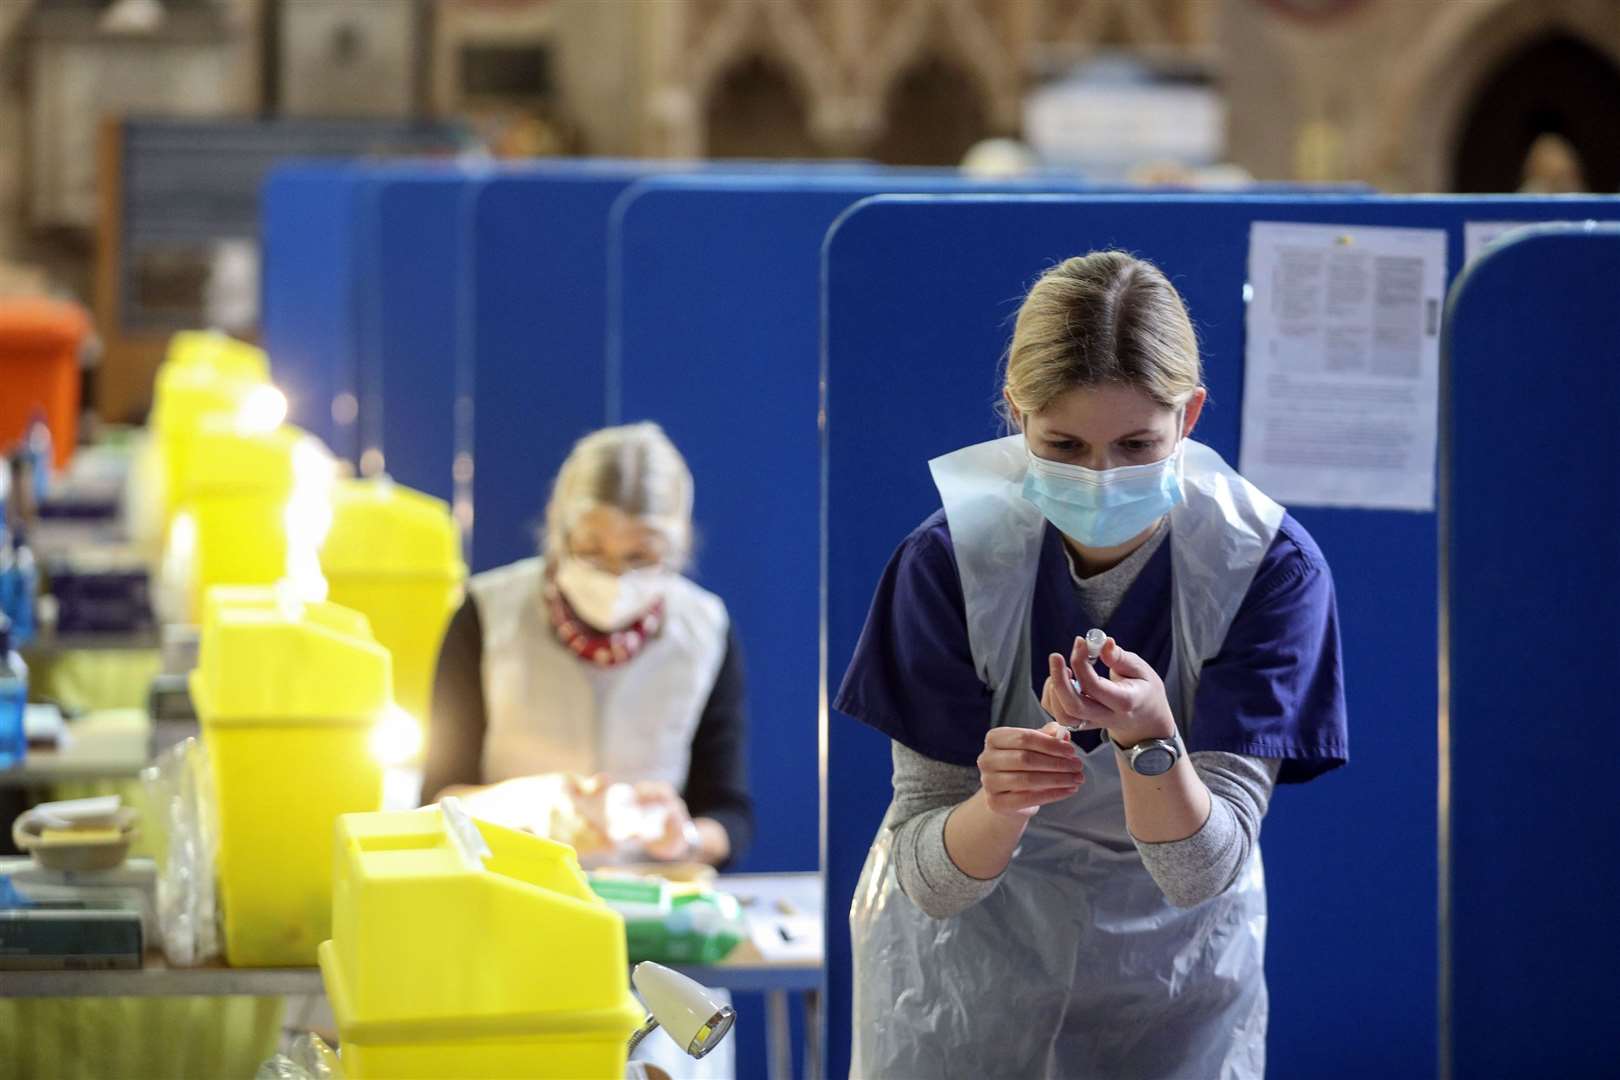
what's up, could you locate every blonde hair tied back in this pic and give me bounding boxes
[542,422,695,568]
[1001,251,1202,424]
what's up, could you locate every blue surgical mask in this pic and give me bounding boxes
[1021,441,1186,548]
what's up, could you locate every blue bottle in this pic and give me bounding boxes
[0,616,26,769]
[8,532,36,647]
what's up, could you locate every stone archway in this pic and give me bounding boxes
[703,53,821,159]
[1451,32,1620,192]
[1382,0,1620,192]
[870,53,992,166]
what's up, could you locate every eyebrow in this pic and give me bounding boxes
[1044,428,1160,442]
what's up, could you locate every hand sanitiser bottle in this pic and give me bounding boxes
[0,615,27,769]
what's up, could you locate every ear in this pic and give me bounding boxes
[1002,388,1025,432]
[1181,388,1208,439]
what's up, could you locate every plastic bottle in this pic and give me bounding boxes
[0,615,26,769]
[25,409,52,502]
[9,531,36,646]
[0,525,14,633]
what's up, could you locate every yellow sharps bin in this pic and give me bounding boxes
[321,478,466,730]
[165,330,271,382]
[130,332,283,564]
[319,805,644,1079]
[193,587,392,966]
[167,421,334,622]
[151,332,281,515]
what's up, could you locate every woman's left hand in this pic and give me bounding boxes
[1042,635,1178,747]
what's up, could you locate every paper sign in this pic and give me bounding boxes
[1240,221,1447,511]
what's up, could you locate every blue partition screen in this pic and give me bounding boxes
[363,167,483,503]
[612,175,1090,880]
[260,162,366,461]
[468,166,659,572]
[614,181,891,878]
[822,194,1620,1080]
[1443,224,1620,1078]
[468,162,915,572]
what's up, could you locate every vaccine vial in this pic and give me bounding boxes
[1064,629,1111,723]
[1085,628,1108,657]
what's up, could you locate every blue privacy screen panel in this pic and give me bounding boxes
[1443,224,1620,1079]
[470,161,908,1080]
[611,174,1091,879]
[361,165,485,504]
[467,165,660,572]
[260,162,367,461]
[466,160,929,573]
[820,193,1620,1080]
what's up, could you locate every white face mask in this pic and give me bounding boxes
[554,557,670,631]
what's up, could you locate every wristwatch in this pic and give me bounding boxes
[1115,732,1184,776]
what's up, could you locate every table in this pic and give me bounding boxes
[0,956,324,999]
[1,870,825,1079]
[692,872,823,1080]
[23,629,163,654]
[0,718,193,789]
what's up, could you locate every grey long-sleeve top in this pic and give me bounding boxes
[885,743,1280,917]
[882,521,1282,918]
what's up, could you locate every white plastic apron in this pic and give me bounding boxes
[850,436,1284,1079]
[469,557,729,787]
[471,557,735,1080]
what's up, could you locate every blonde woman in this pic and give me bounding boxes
[424,423,753,870]
[837,253,1347,1077]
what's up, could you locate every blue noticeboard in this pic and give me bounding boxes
[1443,224,1620,1079]
[260,163,367,462]
[361,165,485,504]
[821,194,1620,1080]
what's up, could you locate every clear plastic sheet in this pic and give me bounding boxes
[255,1033,343,1080]
[140,735,220,966]
[850,436,1282,1078]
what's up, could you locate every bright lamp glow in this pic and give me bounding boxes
[284,435,335,601]
[238,385,289,434]
[371,706,423,767]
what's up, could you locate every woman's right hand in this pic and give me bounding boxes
[975,722,1085,818]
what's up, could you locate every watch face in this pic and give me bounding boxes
[1134,746,1176,776]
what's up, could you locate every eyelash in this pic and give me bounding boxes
[1047,439,1156,453]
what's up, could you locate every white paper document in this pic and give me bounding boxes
[1240,221,1447,511]
[748,914,822,964]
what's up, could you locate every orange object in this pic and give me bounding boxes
[0,298,91,468]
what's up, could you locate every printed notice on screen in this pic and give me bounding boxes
[1240,221,1447,511]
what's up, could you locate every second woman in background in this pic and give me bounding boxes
[422,422,754,871]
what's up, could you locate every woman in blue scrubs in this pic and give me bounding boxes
[836,251,1348,1078]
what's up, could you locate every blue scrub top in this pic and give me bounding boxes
[835,510,1348,783]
